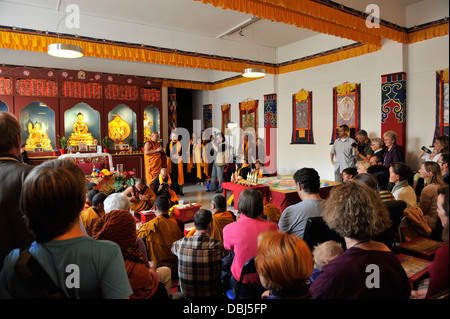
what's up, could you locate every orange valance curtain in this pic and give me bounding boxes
[194,0,448,44]
[194,0,382,46]
[407,22,449,44]
[0,29,276,75]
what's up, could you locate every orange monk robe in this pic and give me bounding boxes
[211,211,236,241]
[186,211,235,241]
[144,140,163,185]
[167,141,184,186]
[186,139,193,174]
[136,215,183,273]
[80,207,103,237]
[130,186,156,213]
[263,201,281,223]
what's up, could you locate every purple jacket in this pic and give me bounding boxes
[383,143,404,167]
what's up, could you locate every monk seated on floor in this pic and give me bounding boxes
[123,178,156,212]
[137,195,184,278]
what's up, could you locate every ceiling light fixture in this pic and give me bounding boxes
[47,43,83,58]
[242,68,265,78]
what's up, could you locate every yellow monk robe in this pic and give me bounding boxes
[144,140,163,185]
[80,207,103,237]
[194,143,203,180]
[130,185,156,213]
[136,214,183,272]
[186,210,235,241]
[167,140,184,186]
[158,173,179,204]
[226,164,250,206]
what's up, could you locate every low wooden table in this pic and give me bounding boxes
[172,204,202,222]
[134,210,156,223]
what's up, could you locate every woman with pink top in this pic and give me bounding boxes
[223,188,279,299]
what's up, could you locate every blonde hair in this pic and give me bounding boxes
[256,231,313,298]
[312,241,344,270]
[357,160,372,173]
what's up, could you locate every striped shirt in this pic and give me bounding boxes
[171,232,228,298]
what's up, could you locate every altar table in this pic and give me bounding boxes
[223,176,339,213]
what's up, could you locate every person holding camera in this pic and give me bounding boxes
[153,168,180,206]
[353,130,372,162]
[330,124,356,182]
[418,136,449,163]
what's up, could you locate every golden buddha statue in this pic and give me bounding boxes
[68,112,95,146]
[108,114,130,145]
[25,121,53,151]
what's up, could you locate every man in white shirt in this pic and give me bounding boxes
[330,125,356,182]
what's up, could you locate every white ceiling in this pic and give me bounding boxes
[0,0,443,84]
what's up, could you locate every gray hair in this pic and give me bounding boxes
[383,130,397,141]
[104,193,130,213]
[371,137,383,147]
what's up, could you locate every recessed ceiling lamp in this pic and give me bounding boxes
[242,68,265,78]
[48,43,83,58]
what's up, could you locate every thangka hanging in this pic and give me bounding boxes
[331,82,361,142]
[434,68,449,139]
[203,104,212,130]
[168,93,177,131]
[291,89,314,144]
[239,99,258,137]
[381,72,407,152]
[264,94,277,173]
[221,104,230,133]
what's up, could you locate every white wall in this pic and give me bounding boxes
[406,35,450,170]
[196,35,448,181]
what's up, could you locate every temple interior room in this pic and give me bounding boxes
[0,0,449,304]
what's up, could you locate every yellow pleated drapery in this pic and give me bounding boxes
[0,29,276,75]
[193,0,448,45]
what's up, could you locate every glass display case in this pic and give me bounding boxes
[143,105,160,141]
[64,102,101,151]
[108,104,137,150]
[0,100,8,112]
[19,101,56,152]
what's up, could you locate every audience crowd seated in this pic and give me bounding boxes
[1,121,449,300]
[310,182,411,299]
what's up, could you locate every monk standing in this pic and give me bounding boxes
[166,130,184,196]
[144,131,164,185]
